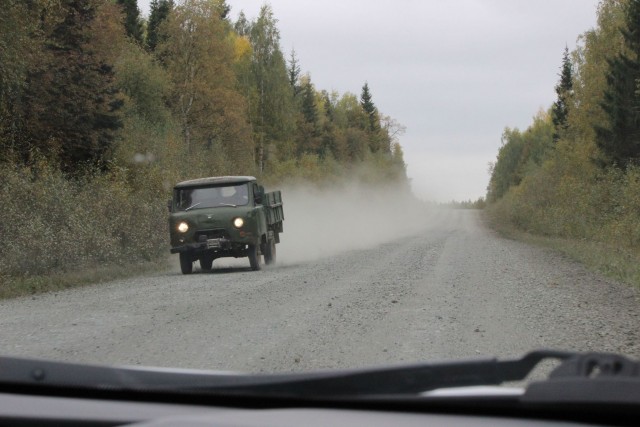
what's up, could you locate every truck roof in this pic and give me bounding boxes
[174,176,256,189]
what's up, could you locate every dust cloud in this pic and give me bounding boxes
[274,183,438,265]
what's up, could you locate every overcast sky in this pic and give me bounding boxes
[138,1,601,201]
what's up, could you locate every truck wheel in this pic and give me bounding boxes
[248,244,262,271]
[264,240,276,265]
[179,252,193,275]
[200,254,214,271]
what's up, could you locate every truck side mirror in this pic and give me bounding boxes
[167,199,172,212]
[253,184,263,204]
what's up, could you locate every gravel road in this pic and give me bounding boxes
[1,209,638,373]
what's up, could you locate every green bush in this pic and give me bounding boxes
[0,160,167,279]
[486,149,640,285]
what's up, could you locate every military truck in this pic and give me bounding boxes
[168,176,284,274]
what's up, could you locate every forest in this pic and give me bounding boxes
[0,0,408,292]
[487,0,640,284]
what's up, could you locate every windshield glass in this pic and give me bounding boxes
[175,184,249,210]
[1,0,639,394]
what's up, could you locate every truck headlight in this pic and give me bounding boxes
[233,217,244,228]
[177,222,189,233]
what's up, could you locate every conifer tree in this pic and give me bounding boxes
[0,0,43,158]
[551,47,573,142]
[360,82,379,132]
[288,49,301,97]
[360,82,385,152]
[301,80,317,125]
[116,0,143,43]
[595,0,640,167]
[319,90,337,157]
[19,0,124,171]
[217,1,231,20]
[147,0,173,51]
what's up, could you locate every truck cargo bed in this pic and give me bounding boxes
[264,191,284,228]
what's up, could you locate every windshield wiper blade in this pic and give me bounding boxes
[184,202,201,211]
[187,349,579,397]
[0,350,577,397]
[1,350,638,404]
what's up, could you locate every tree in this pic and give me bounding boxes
[487,111,554,202]
[360,82,379,132]
[551,47,573,141]
[0,0,44,160]
[294,76,322,155]
[11,0,125,171]
[115,43,171,125]
[147,0,173,51]
[567,0,626,147]
[317,90,339,158]
[360,82,387,152]
[248,4,295,170]
[595,0,640,167]
[301,78,317,125]
[216,0,231,20]
[487,128,525,202]
[159,0,253,171]
[0,1,40,105]
[321,90,335,122]
[116,0,143,43]
[234,10,250,36]
[380,114,405,153]
[288,49,301,97]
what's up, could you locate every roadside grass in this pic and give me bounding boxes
[0,260,169,300]
[484,213,640,289]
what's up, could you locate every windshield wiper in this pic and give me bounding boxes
[186,349,579,396]
[523,351,640,404]
[184,202,201,211]
[0,350,638,403]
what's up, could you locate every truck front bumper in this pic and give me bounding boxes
[170,238,233,254]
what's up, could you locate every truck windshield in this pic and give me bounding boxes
[175,184,249,211]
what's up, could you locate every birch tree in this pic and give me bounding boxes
[159,0,253,171]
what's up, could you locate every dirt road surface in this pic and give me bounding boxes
[1,210,638,372]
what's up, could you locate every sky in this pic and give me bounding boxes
[138,0,601,202]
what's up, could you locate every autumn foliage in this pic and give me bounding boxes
[0,0,408,285]
[486,0,640,283]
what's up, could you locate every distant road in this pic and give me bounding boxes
[1,210,638,372]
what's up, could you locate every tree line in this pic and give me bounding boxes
[487,0,640,281]
[0,0,408,289]
[0,0,407,185]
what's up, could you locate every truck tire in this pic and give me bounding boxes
[180,252,193,275]
[200,254,214,271]
[264,240,276,265]
[248,244,261,271]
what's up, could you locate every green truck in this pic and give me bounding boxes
[168,176,284,274]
